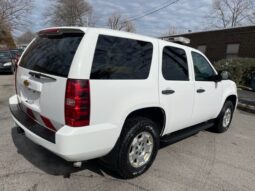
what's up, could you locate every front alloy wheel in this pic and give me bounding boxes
[212,100,234,133]
[222,108,232,128]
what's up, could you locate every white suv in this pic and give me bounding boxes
[9,27,237,178]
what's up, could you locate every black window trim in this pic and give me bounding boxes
[191,51,217,82]
[162,45,190,81]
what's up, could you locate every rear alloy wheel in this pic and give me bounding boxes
[100,117,159,179]
[128,131,154,168]
[212,101,234,133]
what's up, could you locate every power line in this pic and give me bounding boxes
[122,0,180,24]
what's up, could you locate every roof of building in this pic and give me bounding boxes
[162,25,255,38]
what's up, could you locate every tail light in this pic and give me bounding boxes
[65,79,90,127]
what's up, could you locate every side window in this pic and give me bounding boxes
[192,52,216,81]
[90,35,153,79]
[162,46,189,81]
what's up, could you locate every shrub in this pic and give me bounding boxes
[214,58,255,86]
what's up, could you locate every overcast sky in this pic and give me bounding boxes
[29,0,213,37]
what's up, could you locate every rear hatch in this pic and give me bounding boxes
[16,28,84,131]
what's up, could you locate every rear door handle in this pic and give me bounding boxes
[162,89,175,95]
[197,89,205,93]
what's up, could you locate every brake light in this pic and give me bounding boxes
[38,28,62,36]
[65,79,90,127]
[40,28,60,33]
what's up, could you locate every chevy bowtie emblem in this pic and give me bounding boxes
[23,80,29,87]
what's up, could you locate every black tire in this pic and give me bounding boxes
[100,117,159,179]
[212,100,234,133]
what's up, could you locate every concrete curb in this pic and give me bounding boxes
[237,102,255,114]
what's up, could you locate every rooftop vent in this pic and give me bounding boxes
[162,36,190,45]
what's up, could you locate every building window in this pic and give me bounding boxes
[226,44,240,58]
[197,45,207,54]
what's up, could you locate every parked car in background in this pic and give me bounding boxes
[10,48,24,66]
[0,50,15,74]
[250,74,255,91]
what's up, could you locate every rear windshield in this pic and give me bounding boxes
[20,32,84,77]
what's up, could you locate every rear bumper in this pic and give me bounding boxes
[9,95,120,161]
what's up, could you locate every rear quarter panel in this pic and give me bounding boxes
[70,29,160,143]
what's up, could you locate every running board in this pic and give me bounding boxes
[160,120,215,145]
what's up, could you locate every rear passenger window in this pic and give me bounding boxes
[90,35,153,79]
[162,46,189,81]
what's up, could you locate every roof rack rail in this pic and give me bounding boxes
[162,36,190,45]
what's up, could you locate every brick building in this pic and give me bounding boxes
[163,25,255,63]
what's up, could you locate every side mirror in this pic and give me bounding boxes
[211,74,222,82]
[219,71,230,80]
[211,71,230,82]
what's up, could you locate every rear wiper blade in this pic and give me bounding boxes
[29,71,56,81]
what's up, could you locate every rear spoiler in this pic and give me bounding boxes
[38,28,84,37]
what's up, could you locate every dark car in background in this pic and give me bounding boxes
[10,48,23,65]
[0,50,15,74]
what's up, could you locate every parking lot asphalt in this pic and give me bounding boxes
[238,89,255,106]
[0,74,255,191]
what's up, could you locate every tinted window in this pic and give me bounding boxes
[162,46,189,81]
[192,52,216,81]
[0,51,11,59]
[90,35,153,79]
[20,33,84,77]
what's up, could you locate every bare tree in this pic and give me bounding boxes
[0,20,15,47]
[248,9,255,24]
[107,13,136,32]
[161,26,189,37]
[162,26,183,36]
[0,0,34,31]
[46,0,92,27]
[207,0,254,28]
[15,30,35,44]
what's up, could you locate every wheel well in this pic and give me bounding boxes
[226,95,237,107]
[124,107,166,135]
